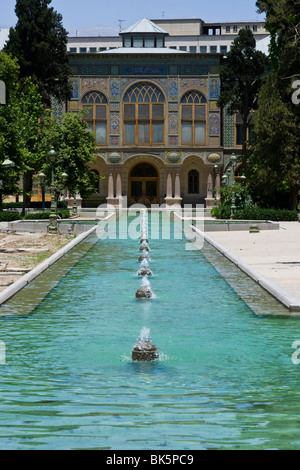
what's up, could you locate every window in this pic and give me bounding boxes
[220,46,227,54]
[133,37,143,48]
[245,25,250,30]
[181,91,206,145]
[82,91,107,145]
[89,47,97,53]
[123,83,165,145]
[189,46,197,53]
[226,26,231,32]
[69,47,77,53]
[145,37,155,48]
[253,25,258,32]
[210,46,217,53]
[188,170,199,194]
[200,46,207,53]
[233,25,238,32]
[179,46,187,51]
[80,47,87,53]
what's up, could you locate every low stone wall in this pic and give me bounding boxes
[8,220,97,235]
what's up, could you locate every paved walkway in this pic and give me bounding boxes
[205,222,300,304]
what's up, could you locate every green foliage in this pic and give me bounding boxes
[212,205,298,221]
[0,212,20,221]
[218,183,253,209]
[217,29,268,155]
[39,111,99,199]
[4,0,72,105]
[23,209,70,220]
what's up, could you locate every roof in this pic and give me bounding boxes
[120,17,168,35]
[99,47,188,54]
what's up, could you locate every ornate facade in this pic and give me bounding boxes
[61,18,241,209]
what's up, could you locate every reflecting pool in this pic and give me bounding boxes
[0,214,300,450]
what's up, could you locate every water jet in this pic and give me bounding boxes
[132,328,159,361]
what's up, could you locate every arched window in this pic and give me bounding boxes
[123,83,165,145]
[188,170,199,194]
[82,91,107,145]
[181,91,206,145]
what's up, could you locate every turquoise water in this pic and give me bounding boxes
[1,215,300,450]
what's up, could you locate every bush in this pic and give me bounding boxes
[212,205,298,221]
[23,209,70,220]
[0,211,21,222]
[235,207,298,221]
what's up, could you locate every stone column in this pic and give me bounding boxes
[116,167,123,207]
[205,172,215,208]
[165,169,173,207]
[215,169,221,204]
[173,169,182,208]
[106,169,115,206]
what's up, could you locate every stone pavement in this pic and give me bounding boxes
[205,222,300,304]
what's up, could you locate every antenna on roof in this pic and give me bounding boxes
[119,20,126,32]
[162,11,165,19]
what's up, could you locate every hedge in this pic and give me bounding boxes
[0,212,21,222]
[212,205,298,221]
[23,209,70,220]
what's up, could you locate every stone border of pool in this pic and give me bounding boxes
[0,213,115,307]
[0,225,97,306]
[191,225,300,313]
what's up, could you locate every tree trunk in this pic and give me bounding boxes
[21,171,33,217]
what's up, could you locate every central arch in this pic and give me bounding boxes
[129,162,160,206]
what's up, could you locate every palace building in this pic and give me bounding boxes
[50,17,267,210]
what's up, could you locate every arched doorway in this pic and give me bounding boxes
[129,162,159,206]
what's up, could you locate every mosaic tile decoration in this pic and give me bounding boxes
[110,115,120,134]
[209,101,219,111]
[179,65,209,75]
[51,97,63,123]
[70,77,79,100]
[169,115,178,134]
[110,78,120,102]
[110,102,120,112]
[223,107,235,148]
[180,78,208,100]
[169,103,178,112]
[69,101,79,111]
[81,78,109,97]
[169,136,178,146]
[209,77,220,100]
[110,136,119,146]
[169,79,178,101]
[79,65,110,75]
[209,113,220,135]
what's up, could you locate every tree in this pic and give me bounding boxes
[246,72,300,209]
[217,28,268,157]
[256,0,300,84]
[4,0,72,106]
[39,111,99,205]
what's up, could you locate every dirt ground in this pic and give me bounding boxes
[0,231,72,293]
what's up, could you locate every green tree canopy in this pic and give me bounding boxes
[217,28,268,157]
[4,0,72,106]
[39,111,99,200]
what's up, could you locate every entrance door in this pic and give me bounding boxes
[129,163,159,206]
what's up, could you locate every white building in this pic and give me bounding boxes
[67,17,269,55]
[0,29,9,50]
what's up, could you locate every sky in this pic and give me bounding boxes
[0,0,265,36]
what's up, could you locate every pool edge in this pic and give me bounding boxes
[192,226,300,314]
